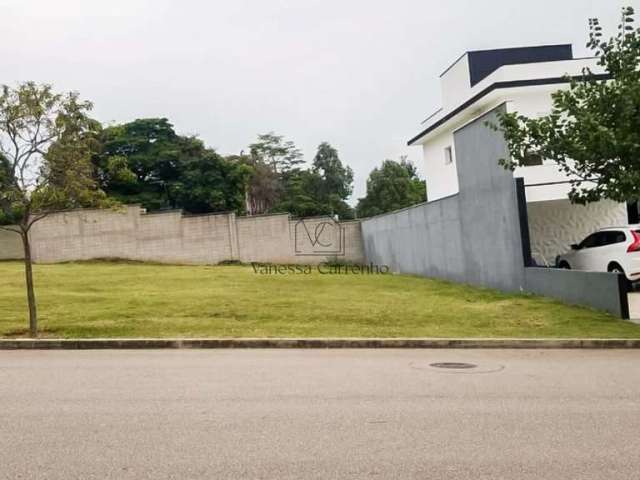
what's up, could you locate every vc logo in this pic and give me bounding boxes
[294,217,346,256]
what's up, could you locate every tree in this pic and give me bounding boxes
[173,149,251,214]
[493,6,640,204]
[244,133,303,215]
[249,132,304,173]
[94,118,249,214]
[274,169,325,218]
[356,158,426,218]
[0,83,109,336]
[94,118,188,210]
[310,142,354,219]
[271,142,354,219]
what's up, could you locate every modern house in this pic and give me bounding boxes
[408,44,628,266]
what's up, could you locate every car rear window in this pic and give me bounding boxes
[610,231,627,244]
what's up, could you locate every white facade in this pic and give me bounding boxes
[410,45,628,263]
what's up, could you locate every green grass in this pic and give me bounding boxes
[0,261,638,338]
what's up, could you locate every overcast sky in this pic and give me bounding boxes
[1,0,637,202]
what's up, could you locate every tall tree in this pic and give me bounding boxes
[356,158,426,218]
[244,132,303,215]
[0,83,109,336]
[94,118,186,210]
[272,142,354,219]
[493,6,640,204]
[310,142,354,219]
[249,132,304,173]
[94,118,249,214]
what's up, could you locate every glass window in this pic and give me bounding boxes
[444,146,453,165]
[580,231,625,249]
[579,233,602,249]
[522,151,543,167]
[601,231,627,246]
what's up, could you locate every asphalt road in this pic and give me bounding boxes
[1,349,639,480]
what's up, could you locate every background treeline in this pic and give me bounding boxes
[91,118,426,219]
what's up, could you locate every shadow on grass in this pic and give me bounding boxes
[4,327,62,339]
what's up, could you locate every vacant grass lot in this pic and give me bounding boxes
[0,261,639,338]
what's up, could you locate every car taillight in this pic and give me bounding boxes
[628,231,640,253]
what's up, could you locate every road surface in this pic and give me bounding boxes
[1,349,639,479]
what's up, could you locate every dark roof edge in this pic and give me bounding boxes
[407,73,611,146]
[438,43,573,79]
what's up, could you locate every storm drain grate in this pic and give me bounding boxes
[429,362,477,370]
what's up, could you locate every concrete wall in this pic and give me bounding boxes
[363,105,526,292]
[362,196,465,281]
[363,104,630,317]
[24,206,365,265]
[527,199,628,267]
[0,228,23,260]
[524,267,628,318]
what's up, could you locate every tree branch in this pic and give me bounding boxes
[0,224,21,234]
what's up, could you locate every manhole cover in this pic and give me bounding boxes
[429,362,477,369]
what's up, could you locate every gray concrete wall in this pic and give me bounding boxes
[0,228,23,260]
[524,267,628,318]
[362,196,466,281]
[24,206,365,265]
[361,104,629,317]
[362,105,525,292]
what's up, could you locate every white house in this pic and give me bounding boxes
[408,44,629,266]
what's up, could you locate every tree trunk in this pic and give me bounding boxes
[21,231,38,337]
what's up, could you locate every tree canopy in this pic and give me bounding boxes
[494,6,640,204]
[275,142,354,219]
[242,132,302,215]
[93,118,250,213]
[356,158,426,218]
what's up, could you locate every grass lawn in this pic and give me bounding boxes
[0,261,639,338]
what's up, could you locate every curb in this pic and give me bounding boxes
[1,338,640,350]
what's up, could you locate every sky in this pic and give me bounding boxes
[0,0,637,202]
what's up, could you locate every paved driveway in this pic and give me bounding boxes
[1,349,640,479]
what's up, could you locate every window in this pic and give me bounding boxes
[579,231,625,249]
[522,150,543,167]
[602,231,627,246]
[444,146,453,165]
[579,233,602,249]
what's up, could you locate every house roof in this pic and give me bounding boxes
[408,45,608,146]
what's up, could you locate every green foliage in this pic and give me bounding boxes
[356,158,426,218]
[274,142,354,219]
[244,136,354,218]
[248,132,304,173]
[0,82,110,229]
[174,151,251,214]
[242,132,305,215]
[494,6,640,204]
[274,169,325,217]
[94,119,250,213]
[96,126,356,219]
[310,142,354,218]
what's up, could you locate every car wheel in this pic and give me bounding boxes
[608,263,632,291]
[558,261,571,270]
[608,263,625,275]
